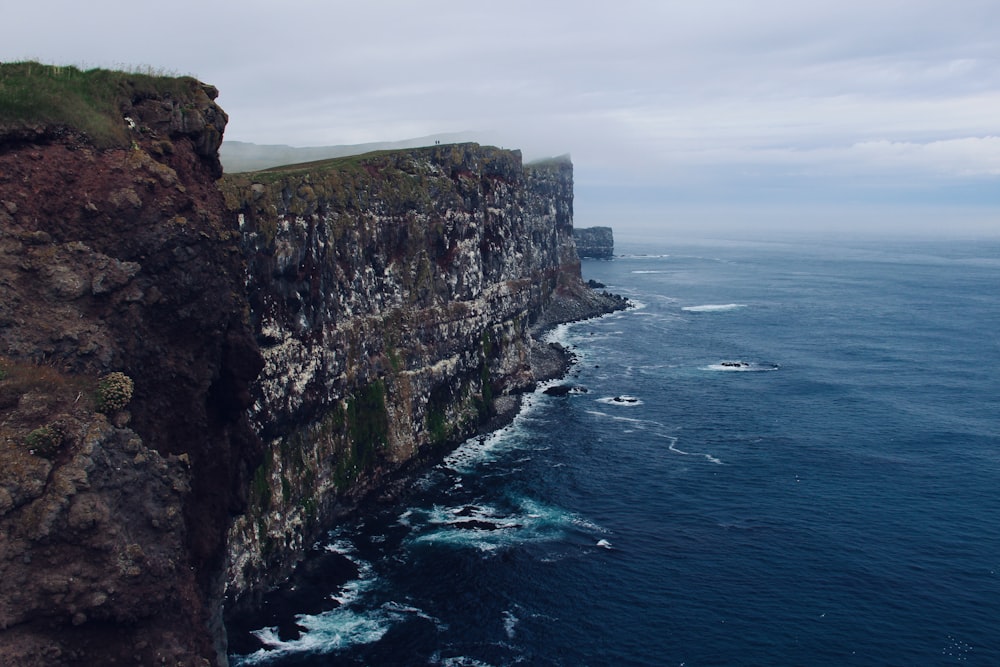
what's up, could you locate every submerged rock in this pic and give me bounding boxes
[543,384,589,396]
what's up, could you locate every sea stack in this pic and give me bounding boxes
[573,226,614,259]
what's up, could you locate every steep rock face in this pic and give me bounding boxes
[573,226,615,259]
[220,146,621,604]
[0,75,260,665]
[0,68,625,664]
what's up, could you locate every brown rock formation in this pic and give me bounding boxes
[0,72,261,665]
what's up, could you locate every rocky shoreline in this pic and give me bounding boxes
[488,288,630,431]
[225,287,628,653]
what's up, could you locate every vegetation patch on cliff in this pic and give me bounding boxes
[346,379,389,472]
[0,61,202,148]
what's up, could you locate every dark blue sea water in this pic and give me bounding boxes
[230,237,1000,666]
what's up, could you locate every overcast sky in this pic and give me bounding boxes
[4,0,999,239]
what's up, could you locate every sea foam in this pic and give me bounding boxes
[682,303,747,312]
[705,361,779,372]
[405,495,605,554]
[666,436,723,465]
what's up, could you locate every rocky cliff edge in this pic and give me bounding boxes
[0,64,260,666]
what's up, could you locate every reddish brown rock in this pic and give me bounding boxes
[0,75,260,666]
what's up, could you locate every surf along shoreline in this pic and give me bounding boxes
[225,288,631,655]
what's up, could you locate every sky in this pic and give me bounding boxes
[4,0,999,239]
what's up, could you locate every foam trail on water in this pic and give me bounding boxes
[682,303,747,312]
[666,436,723,465]
[705,361,779,372]
[585,409,650,426]
[617,253,670,259]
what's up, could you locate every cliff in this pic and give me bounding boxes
[219,146,624,607]
[0,64,625,665]
[573,225,615,259]
[0,64,260,666]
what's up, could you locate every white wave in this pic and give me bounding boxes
[626,299,648,311]
[433,503,520,529]
[234,608,390,665]
[443,431,518,474]
[442,375,568,473]
[407,495,605,553]
[704,361,780,372]
[318,537,378,606]
[382,601,447,632]
[329,565,375,606]
[323,537,356,555]
[443,417,528,474]
[596,539,613,549]
[234,597,443,666]
[682,303,746,312]
[502,609,519,639]
[543,322,573,347]
[631,269,666,274]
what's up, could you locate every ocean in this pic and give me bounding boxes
[229,236,1000,666]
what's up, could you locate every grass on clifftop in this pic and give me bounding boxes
[0,61,196,147]
[252,151,389,177]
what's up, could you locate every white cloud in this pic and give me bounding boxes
[846,136,1000,176]
[3,0,1000,235]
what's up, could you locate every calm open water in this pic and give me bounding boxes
[230,236,1000,666]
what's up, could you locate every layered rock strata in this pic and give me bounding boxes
[220,147,624,607]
